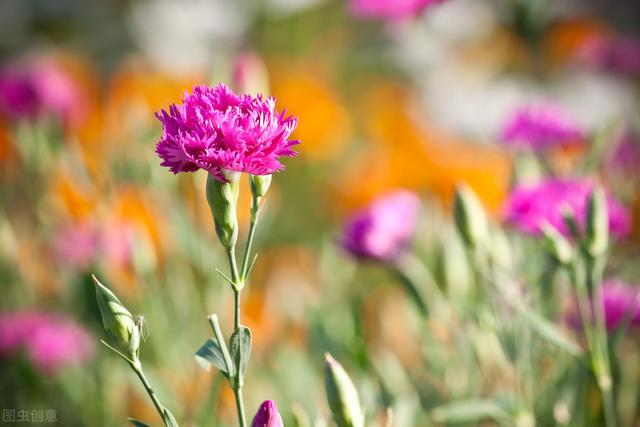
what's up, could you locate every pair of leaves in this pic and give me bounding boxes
[129,408,178,427]
[195,326,252,385]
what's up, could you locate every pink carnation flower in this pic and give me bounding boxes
[155,83,299,182]
[252,400,283,427]
[500,103,584,150]
[566,279,640,333]
[349,0,444,21]
[0,310,94,375]
[342,190,421,262]
[502,178,630,238]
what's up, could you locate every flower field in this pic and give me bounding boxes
[0,0,640,426]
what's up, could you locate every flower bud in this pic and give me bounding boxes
[585,187,608,257]
[251,400,283,427]
[206,171,240,250]
[92,275,140,362]
[541,223,574,265]
[250,174,272,200]
[453,184,489,249]
[324,353,364,427]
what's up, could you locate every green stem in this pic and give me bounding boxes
[585,255,617,427]
[234,288,241,332]
[226,246,241,285]
[225,245,247,427]
[233,386,247,427]
[130,362,167,425]
[570,258,617,427]
[240,202,260,280]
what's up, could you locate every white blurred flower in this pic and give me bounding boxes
[265,0,326,16]
[129,0,250,75]
[392,0,634,140]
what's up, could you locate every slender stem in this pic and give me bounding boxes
[226,246,240,285]
[234,288,241,331]
[570,258,617,427]
[225,244,247,427]
[233,386,247,427]
[586,255,617,427]
[240,199,261,280]
[130,362,166,424]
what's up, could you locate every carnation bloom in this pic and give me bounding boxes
[500,103,584,150]
[566,279,640,333]
[349,0,444,21]
[0,58,82,125]
[502,178,630,238]
[155,83,299,182]
[342,190,420,262]
[251,400,283,427]
[0,311,94,375]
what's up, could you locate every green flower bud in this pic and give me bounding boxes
[93,275,140,363]
[585,187,608,257]
[250,174,272,200]
[453,184,489,249]
[206,171,240,250]
[541,223,574,265]
[324,353,364,427]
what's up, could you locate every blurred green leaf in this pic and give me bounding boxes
[195,339,230,378]
[162,408,179,427]
[230,326,252,380]
[519,309,582,356]
[430,399,511,424]
[129,419,151,427]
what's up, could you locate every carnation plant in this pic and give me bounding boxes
[89,81,638,427]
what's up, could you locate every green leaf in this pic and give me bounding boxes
[519,309,582,356]
[430,399,511,424]
[229,326,252,381]
[195,339,232,378]
[128,418,151,427]
[162,408,179,427]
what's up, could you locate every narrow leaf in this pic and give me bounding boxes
[430,399,510,424]
[195,339,230,377]
[162,408,180,427]
[128,419,151,427]
[229,326,252,380]
[520,309,582,356]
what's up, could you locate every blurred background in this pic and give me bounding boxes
[0,0,639,426]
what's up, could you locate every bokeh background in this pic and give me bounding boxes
[0,0,639,426]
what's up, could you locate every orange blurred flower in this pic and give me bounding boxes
[270,61,352,161]
[336,81,510,214]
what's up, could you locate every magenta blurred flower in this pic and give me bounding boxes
[606,131,640,176]
[500,103,583,150]
[566,279,640,333]
[502,178,630,238]
[0,58,82,125]
[52,221,134,271]
[342,191,420,262]
[155,83,299,182]
[349,0,444,21]
[53,223,101,270]
[251,400,283,427]
[579,36,640,77]
[0,311,94,375]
